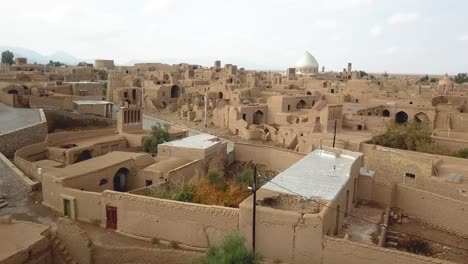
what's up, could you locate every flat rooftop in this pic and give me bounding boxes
[50,151,152,180]
[0,221,49,261]
[262,149,359,201]
[0,103,41,134]
[73,100,112,105]
[160,133,219,150]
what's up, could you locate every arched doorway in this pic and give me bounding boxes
[7,89,18,94]
[75,150,92,163]
[296,100,307,110]
[253,110,264,125]
[395,111,408,124]
[170,85,181,98]
[218,92,223,99]
[415,112,429,123]
[383,109,390,117]
[113,168,129,192]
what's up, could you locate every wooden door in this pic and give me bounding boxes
[106,206,117,230]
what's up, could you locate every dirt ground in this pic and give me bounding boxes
[390,219,468,263]
[0,161,58,226]
[343,201,385,244]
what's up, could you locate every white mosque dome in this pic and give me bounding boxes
[295,51,319,74]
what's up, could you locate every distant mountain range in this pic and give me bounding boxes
[0,46,92,65]
[0,46,281,70]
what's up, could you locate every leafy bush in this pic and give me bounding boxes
[174,185,195,202]
[193,233,260,264]
[237,168,253,187]
[454,149,468,159]
[142,123,171,154]
[208,170,221,185]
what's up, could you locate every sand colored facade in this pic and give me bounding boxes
[3,54,468,263]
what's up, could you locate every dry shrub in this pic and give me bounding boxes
[191,178,250,208]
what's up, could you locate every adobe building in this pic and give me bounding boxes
[95,59,115,70]
[240,148,362,263]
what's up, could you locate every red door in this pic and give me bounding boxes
[106,206,117,230]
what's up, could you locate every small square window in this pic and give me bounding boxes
[146,180,153,186]
[405,173,416,179]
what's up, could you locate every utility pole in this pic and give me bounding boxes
[204,89,208,129]
[252,165,257,252]
[332,120,337,148]
[141,85,145,109]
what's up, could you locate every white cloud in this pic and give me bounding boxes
[313,19,339,30]
[370,24,382,37]
[388,12,420,25]
[331,34,343,41]
[320,0,373,9]
[142,0,175,16]
[384,47,398,54]
[458,35,468,41]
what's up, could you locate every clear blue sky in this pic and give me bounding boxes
[1,0,467,74]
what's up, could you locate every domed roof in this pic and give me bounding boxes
[296,51,319,69]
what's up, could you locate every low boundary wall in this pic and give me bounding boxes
[234,142,306,172]
[101,191,239,248]
[0,109,47,158]
[0,152,39,191]
[322,236,455,264]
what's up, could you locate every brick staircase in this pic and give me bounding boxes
[48,228,79,264]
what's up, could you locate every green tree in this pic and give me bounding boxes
[359,71,368,77]
[1,50,14,65]
[48,60,66,67]
[418,75,429,83]
[454,73,468,84]
[77,61,88,66]
[373,120,433,151]
[193,233,260,264]
[142,123,171,154]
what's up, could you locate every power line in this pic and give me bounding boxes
[265,179,468,253]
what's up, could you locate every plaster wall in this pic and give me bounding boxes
[239,197,323,264]
[396,185,468,237]
[322,236,455,264]
[233,142,306,172]
[29,95,74,110]
[42,174,102,223]
[101,191,239,248]
[0,92,15,106]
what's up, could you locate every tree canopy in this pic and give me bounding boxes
[373,120,433,151]
[1,50,14,65]
[142,123,171,154]
[454,73,468,84]
[47,60,66,67]
[77,61,88,66]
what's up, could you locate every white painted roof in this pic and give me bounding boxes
[262,149,357,201]
[295,51,319,69]
[161,133,219,150]
[73,100,112,105]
